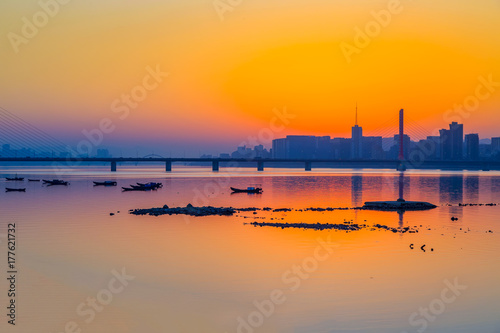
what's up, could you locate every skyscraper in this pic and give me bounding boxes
[439,129,452,160]
[492,137,500,154]
[272,138,287,159]
[439,122,464,160]
[351,105,363,159]
[450,122,464,160]
[465,134,479,160]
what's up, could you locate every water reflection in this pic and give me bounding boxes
[0,168,499,333]
[439,176,464,204]
[398,173,405,228]
[351,175,363,207]
[464,176,479,202]
[491,176,500,197]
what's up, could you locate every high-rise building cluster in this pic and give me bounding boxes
[268,121,499,161]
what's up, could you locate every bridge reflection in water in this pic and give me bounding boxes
[0,157,498,172]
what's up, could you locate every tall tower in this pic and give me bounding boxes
[355,102,358,126]
[449,122,464,160]
[351,104,363,159]
[398,109,404,161]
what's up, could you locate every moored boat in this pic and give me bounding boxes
[122,182,162,191]
[93,181,117,186]
[6,177,24,181]
[122,186,149,191]
[43,179,69,186]
[137,182,163,189]
[6,188,26,192]
[230,187,263,193]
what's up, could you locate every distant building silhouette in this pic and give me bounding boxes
[350,104,363,159]
[351,125,363,159]
[450,122,464,160]
[362,136,383,159]
[492,137,500,154]
[272,139,287,159]
[416,136,440,160]
[231,145,270,159]
[393,134,411,160]
[439,128,452,160]
[96,148,112,158]
[271,136,321,159]
[316,136,333,159]
[465,134,479,160]
[331,138,351,159]
[439,122,464,160]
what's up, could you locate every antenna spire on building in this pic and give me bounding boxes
[355,103,358,126]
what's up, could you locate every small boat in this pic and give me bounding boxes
[122,186,149,192]
[6,177,24,181]
[6,188,26,192]
[231,187,263,193]
[93,181,117,186]
[28,179,40,182]
[137,182,163,189]
[43,179,69,186]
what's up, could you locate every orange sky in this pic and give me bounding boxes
[1,0,499,154]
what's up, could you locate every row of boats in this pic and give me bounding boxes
[6,177,68,184]
[6,177,39,182]
[101,183,260,193]
[5,178,70,191]
[5,175,29,192]
[90,180,163,191]
[5,176,263,194]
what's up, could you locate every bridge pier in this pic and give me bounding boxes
[165,161,172,172]
[111,161,117,172]
[305,161,312,171]
[212,160,219,172]
[257,161,264,171]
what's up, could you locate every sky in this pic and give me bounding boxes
[1,0,499,156]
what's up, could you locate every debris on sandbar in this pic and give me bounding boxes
[248,221,365,231]
[130,204,237,217]
[247,221,419,233]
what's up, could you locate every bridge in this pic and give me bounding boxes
[1,106,498,173]
[0,157,498,172]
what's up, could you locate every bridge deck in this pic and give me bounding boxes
[0,157,498,172]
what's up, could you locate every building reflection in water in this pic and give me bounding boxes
[440,175,464,217]
[351,175,363,223]
[464,175,479,202]
[351,175,363,208]
[490,176,500,201]
[439,175,464,204]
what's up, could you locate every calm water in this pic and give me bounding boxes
[0,166,499,333]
